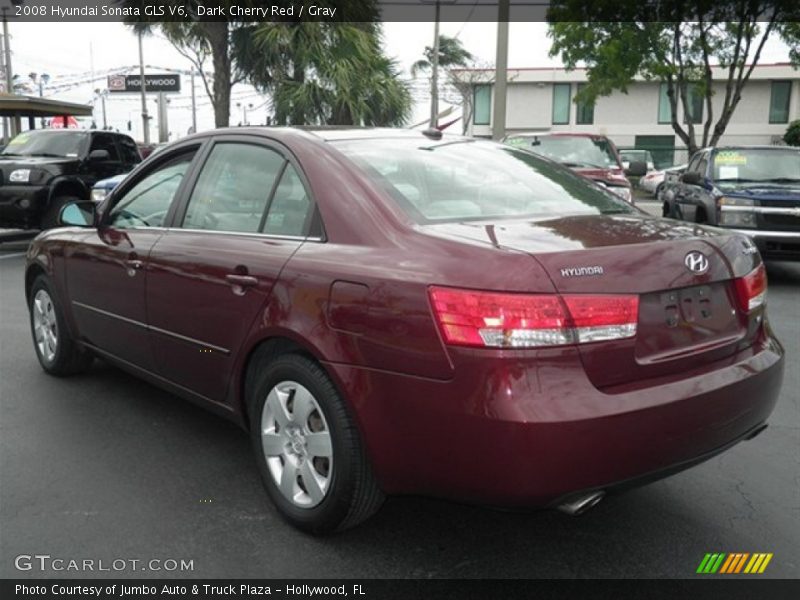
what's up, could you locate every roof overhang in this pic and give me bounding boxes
[0,94,93,117]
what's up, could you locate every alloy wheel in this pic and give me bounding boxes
[32,289,58,363]
[260,381,333,508]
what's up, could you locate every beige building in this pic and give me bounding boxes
[454,63,799,167]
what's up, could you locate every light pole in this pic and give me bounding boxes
[237,102,253,126]
[138,31,151,143]
[94,88,108,129]
[492,0,510,140]
[422,0,457,130]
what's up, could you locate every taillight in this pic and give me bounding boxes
[429,287,639,348]
[734,263,767,312]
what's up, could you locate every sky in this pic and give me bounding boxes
[7,21,794,141]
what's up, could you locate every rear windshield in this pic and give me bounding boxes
[713,148,800,185]
[505,135,619,169]
[335,138,632,223]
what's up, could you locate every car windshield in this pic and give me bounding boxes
[506,135,618,169]
[335,138,633,223]
[1,131,87,158]
[713,148,800,184]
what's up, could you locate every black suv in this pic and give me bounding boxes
[0,129,140,230]
[666,145,800,260]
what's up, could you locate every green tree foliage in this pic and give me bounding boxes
[124,1,380,128]
[411,35,474,77]
[548,1,800,154]
[235,22,411,126]
[785,120,800,146]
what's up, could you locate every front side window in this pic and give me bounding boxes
[336,138,632,224]
[108,151,196,229]
[473,85,491,125]
[769,81,791,124]
[552,83,571,125]
[181,143,285,233]
[90,134,121,161]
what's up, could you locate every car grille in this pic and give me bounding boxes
[758,199,800,231]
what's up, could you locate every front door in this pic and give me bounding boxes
[146,137,316,403]
[66,148,199,371]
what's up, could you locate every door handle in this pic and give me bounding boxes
[126,259,144,270]
[225,274,258,287]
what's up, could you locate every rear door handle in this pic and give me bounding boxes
[126,259,144,269]
[225,274,258,287]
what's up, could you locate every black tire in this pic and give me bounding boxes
[654,183,663,199]
[29,275,93,376]
[40,195,79,230]
[247,353,384,534]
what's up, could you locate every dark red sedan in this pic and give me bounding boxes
[25,128,784,533]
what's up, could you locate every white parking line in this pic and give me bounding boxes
[0,252,26,260]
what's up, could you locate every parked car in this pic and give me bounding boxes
[620,149,655,172]
[0,129,141,229]
[504,132,644,203]
[640,163,688,197]
[665,146,800,260]
[26,128,783,533]
[91,173,128,202]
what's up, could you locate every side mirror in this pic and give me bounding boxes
[59,201,97,227]
[88,149,111,162]
[624,160,647,177]
[681,171,702,185]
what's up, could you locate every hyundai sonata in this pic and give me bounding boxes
[25,128,784,533]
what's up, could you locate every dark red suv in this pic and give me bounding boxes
[25,128,783,533]
[504,132,638,203]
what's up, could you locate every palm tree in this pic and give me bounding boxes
[236,23,411,127]
[410,35,474,78]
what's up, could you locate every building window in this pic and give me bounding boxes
[575,83,594,125]
[684,85,704,124]
[769,81,792,124]
[658,82,672,124]
[473,85,491,125]
[552,83,571,124]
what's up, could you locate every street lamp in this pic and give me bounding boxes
[237,102,254,126]
[94,88,109,129]
[421,0,457,130]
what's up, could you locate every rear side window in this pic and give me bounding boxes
[263,164,312,237]
[181,143,284,233]
[336,138,631,223]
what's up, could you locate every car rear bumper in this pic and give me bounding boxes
[326,331,784,506]
[730,228,800,260]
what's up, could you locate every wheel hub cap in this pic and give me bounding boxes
[260,381,333,508]
[32,289,58,363]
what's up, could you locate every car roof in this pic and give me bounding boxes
[507,132,610,141]
[176,126,467,146]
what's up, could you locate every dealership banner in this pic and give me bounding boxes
[1,0,795,23]
[3,579,800,600]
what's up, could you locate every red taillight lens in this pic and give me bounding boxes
[429,287,638,348]
[734,263,767,312]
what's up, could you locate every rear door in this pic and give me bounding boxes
[145,135,317,403]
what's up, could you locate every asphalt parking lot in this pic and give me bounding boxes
[1,230,798,579]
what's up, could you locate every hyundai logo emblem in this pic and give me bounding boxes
[684,251,709,274]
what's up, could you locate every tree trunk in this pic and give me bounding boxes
[206,22,231,128]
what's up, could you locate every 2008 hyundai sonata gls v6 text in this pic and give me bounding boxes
[25,128,784,533]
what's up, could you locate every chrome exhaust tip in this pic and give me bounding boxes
[557,491,605,516]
